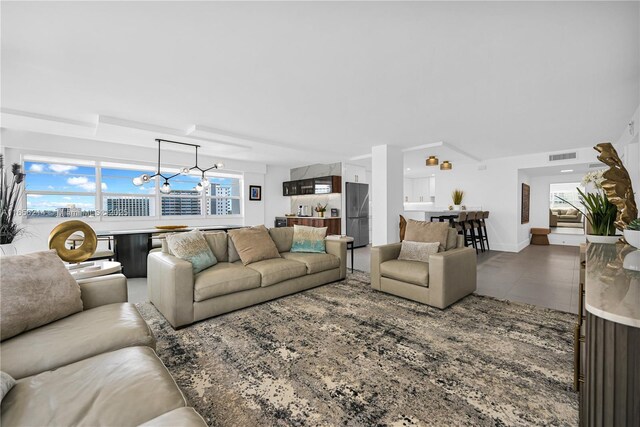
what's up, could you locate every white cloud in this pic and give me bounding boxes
[67,176,97,191]
[101,183,108,191]
[28,194,43,198]
[29,163,45,172]
[49,164,78,173]
[47,185,55,190]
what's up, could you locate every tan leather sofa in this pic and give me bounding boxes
[550,208,583,223]
[371,232,477,309]
[0,273,207,427]
[148,227,347,328]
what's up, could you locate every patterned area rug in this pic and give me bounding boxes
[136,271,578,426]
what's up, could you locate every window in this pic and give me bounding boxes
[207,176,241,216]
[550,182,583,209]
[22,156,243,220]
[101,165,156,217]
[25,160,98,218]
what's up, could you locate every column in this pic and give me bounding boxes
[371,145,404,246]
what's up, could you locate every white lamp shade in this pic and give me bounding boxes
[195,182,204,192]
[160,182,171,194]
[132,176,143,186]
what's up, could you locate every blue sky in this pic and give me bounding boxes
[25,161,240,212]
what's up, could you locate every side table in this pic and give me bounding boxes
[67,260,122,280]
[327,235,355,273]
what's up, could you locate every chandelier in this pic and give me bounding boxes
[132,139,224,194]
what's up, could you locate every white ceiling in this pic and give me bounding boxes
[2,1,638,166]
[520,162,604,178]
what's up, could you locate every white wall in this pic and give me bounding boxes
[1,129,289,253]
[371,145,403,246]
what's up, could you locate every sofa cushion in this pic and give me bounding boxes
[0,250,83,342]
[1,372,15,403]
[446,228,459,250]
[0,346,186,427]
[0,303,155,380]
[380,259,429,287]
[291,225,327,253]
[139,407,208,427]
[281,252,340,274]
[404,220,450,252]
[269,227,294,253]
[228,225,281,265]
[166,230,217,274]
[202,231,229,262]
[398,241,439,263]
[246,258,307,287]
[194,262,261,301]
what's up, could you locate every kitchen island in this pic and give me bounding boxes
[277,216,341,235]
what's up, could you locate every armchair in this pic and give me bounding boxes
[371,235,477,309]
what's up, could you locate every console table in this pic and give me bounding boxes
[97,225,243,278]
[578,243,640,425]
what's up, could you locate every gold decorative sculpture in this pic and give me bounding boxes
[595,143,638,232]
[48,220,97,263]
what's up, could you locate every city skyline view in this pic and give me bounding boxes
[24,161,241,217]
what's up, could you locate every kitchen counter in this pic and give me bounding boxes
[277,216,341,219]
[585,243,640,328]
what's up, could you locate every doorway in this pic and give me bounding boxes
[549,182,585,235]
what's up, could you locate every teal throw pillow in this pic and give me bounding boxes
[166,230,217,273]
[290,225,327,253]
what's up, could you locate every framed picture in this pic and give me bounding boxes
[521,183,530,224]
[249,185,262,201]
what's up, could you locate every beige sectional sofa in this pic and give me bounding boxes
[148,227,347,328]
[371,231,477,309]
[0,272,207,427]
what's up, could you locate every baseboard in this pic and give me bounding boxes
[549,233,586,246]
[489,243,521,253]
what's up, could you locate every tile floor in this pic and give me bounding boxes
[129,244,580,315]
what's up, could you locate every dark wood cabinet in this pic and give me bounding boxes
[286,217,341,235]
[282,176,341,196]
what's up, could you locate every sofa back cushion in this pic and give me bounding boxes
[269,227,294,253]
[404,220,450,251]
[445,228,458,251]
[228,225,281,266]
[0,250,83,341]
[290,225,327,253]
[202,231,228,262]
[166,230,217,274]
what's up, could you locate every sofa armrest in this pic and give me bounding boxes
[77,273,128,310]
[147,252,194,328]
[325,239,347,279]
[370,243,402,290]
[428,247,477,309]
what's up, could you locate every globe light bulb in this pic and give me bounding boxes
[132,176,143,186]
[216,162,224,169]
[195,182,204,192]
[141,174,151,183]
[160,181,171,194]
[201,177,211,188]
[180,167,190,175]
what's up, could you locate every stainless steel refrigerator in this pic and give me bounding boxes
[346,182,370,247]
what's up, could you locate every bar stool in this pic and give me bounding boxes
[67,233,115,261]
[454,212,467,242]
[465,212,481,253]
[480,211,490,251]
[472,212,486,252]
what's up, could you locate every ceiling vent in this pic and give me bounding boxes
[549,152,577,162]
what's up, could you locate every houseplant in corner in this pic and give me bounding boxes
[0,155,26,255]
[451,189,464,211]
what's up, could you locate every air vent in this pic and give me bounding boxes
[589,163,603,169]
[549,152,577,162]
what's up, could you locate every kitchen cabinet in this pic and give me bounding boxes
[282,176,341,196]
[286,217,341,235]
[404,177,432,202]
[344,164,367,184]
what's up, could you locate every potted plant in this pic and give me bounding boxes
[315,203,327,218]
[451,189,464,210]
[0,155,26,255]
[623,219,640,271]
[557,173,618,243]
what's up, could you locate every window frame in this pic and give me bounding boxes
[21,154,244,222]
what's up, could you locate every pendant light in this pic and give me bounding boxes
[426,156,439,166]
[440,160,452,170]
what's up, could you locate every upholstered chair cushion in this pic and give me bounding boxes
[404,220,450,251]
[1,372,16,402]
[166,230,217,274]
[398,241,440,263]
[0,250,83,341]
[228,225,281,266]
[291,225,327,253]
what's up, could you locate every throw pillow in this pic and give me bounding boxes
[291,225,328,253]
[404,220,450,251]
[269,227,294,253]
[0,372,15,403]
[566,208,578,215]
[202,231,229,262]
[445,228,458,251]
[166,230,217,274]
[0,250,83,342]
[228,225,281,265]
[398,241,440,263]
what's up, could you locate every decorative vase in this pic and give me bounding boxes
[453,205,462,211]
[319,211,325,218]
[0,243,17,256]
[623,229,640,271]
[586,234,620,244]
